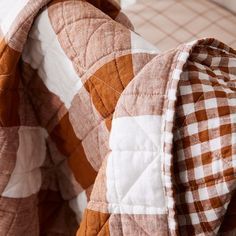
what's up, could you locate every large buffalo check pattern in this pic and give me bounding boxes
[0,0,236,235]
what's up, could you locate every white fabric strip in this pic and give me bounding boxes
[22,9,82,109]
[2,127,47,198]
[69,191,88,223]
[106,115,166,214]
[0,0,29,35]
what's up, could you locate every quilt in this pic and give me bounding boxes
[0,0,236,235]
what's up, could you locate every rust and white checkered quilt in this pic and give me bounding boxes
[0,0,236,235]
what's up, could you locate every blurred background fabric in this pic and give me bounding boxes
[121,0,236,51]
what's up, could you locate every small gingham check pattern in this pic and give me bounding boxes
[172,39,236,235]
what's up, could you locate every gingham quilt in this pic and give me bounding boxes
[0,0,236,235]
